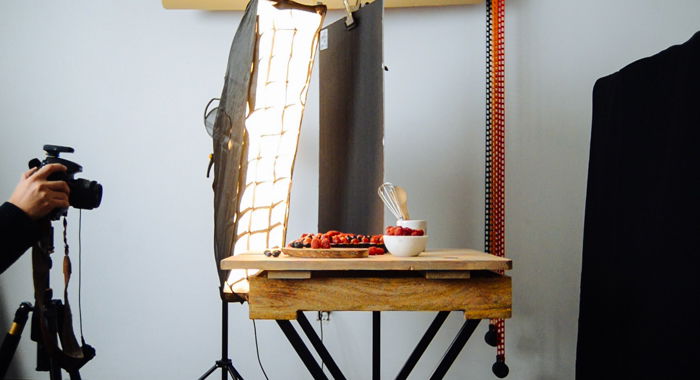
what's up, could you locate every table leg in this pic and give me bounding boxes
[276,320,329,380]
[373,311,380,380]
[429,319,481,380]
[395,311,451,380]
[296,312,347,380]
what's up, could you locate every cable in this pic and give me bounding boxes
[79,209,84,339]
[252,320,269,380]
[319,314,324,371]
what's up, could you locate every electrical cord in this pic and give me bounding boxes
[79,210,84,339]
[252,320,269,380]
[319,315,324,372]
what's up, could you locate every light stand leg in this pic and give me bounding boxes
[198,364,218,380]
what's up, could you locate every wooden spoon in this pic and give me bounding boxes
[395,185,410,220]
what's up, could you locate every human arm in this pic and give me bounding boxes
[1,164,69,274]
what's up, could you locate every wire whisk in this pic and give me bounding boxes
[378,182,407,220]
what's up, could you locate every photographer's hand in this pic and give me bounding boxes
[8,164,70,220]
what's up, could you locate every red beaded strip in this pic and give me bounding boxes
[486,0,506,364]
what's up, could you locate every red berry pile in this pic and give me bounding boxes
[384,226,425,236]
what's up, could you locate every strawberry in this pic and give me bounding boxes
[368,246,385,255]
[321,237,331,249]
[311,237,321,249]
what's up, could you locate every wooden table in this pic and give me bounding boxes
[220,249,512,380]
[221,249,512,320]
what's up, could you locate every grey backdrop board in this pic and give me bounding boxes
[318,0,384,235]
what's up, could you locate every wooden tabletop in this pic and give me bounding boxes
[220,249,512,272]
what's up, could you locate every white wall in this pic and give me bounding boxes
[1,1,698,379]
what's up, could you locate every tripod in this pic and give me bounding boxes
[1,220,95,380]
[0,300,88,380]
[197,292,244,380]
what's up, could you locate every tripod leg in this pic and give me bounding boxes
[0,303,33,379]
[49,359,62,380]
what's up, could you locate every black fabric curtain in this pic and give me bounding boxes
[577,32,700,379]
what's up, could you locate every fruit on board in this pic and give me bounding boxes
[286,230,386,254]
[368,246,385,255]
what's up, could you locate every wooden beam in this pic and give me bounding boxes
[424,270,471,279]
[162,0,482,11]
[266,270,312,279]
[248,273,511,320]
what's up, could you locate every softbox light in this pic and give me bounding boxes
[210,0,326,298]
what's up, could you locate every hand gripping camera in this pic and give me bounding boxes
[29,145,103,219]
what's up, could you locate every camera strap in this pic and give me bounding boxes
[59,217,83,357]
[31,218,95,374]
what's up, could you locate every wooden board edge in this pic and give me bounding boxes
[464,308,511,319]
[424,270,471,279]
[221,260,511,271]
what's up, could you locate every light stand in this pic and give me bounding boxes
[197,289,243,380]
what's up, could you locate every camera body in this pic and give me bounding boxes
[29,145,103,219]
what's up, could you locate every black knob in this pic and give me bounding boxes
[492,361,509,378]
[28,158,42,170]
[485,324,498,347]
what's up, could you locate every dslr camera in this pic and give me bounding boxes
[29,145,103,219]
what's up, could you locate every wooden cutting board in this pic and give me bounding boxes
[282,247,369,258]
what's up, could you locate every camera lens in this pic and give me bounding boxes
[69,178,103,210]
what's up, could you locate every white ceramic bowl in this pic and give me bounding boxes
[383,235,429,257]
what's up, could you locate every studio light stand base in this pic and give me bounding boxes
[198,359,241,380]
[197,292,244,380]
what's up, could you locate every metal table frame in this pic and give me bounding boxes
[273,310,486,380]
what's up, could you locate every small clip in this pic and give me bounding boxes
[343,0,359,29]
